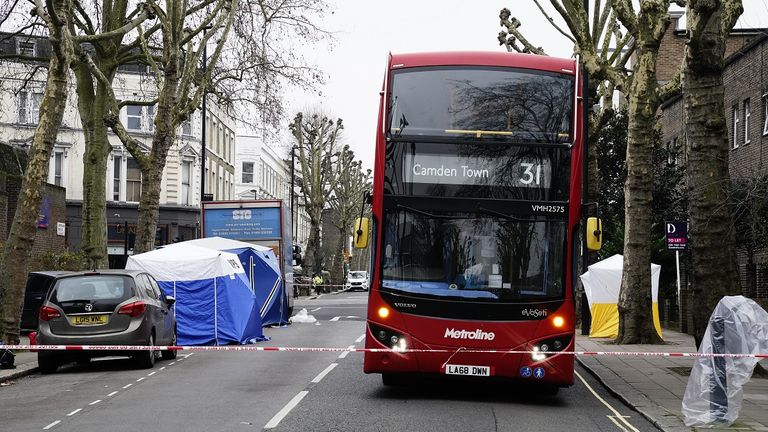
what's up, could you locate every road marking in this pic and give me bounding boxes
[136,377,145,382]
[148,372,156,376]
[169,362,176,366]
[330,316,341,321]
[264,391,309,429]
[122,384,132,389]
[89,400,101,406]
[607,415,629,432]
[107,391,118,397]
[311,308,322,312]
[575,371,639,432]
[339,345,355,359]
[159,367,166,370]
[311,363,338,383]
[43,420,61,430]
[66,409,81,417]
[356,334,365,343]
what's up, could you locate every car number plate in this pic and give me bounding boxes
[71,315,108,326]
[445,364,491,376]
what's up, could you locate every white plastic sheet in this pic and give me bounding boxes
[289,308,317,324]
[682,296,768,427]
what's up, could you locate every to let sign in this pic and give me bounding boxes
[665,221,688,250]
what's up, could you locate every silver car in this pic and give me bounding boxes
[36,270,177,373]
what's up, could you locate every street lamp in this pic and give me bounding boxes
[290,145,296,240]
[250,189,257,200]
[200,25,213,205]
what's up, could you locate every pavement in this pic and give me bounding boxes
[576,329,768,431]
[3,319,767,431]
[0,334,37,386]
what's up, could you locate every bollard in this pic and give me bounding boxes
[710,315,728,422]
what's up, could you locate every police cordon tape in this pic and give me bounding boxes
[2,344,768,358]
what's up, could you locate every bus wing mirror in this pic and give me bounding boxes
[586,217,603,251]
[353,217,370,249]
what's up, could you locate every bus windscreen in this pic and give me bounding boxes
[388,67,574,143]
[380,209,566,302]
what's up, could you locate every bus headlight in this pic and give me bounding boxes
[370,323,407,353]
[531,335,573,361]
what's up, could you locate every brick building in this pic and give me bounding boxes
[657,26,768,329]
[0,143,67,270]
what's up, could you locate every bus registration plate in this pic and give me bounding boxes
[445,364,491,377]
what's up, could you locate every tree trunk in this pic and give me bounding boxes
[306,218,323,276]
[0,1,73,343]
[616,46,664,344]
[335,227,346,284]
[684,5,741,348]
[133,69,179,254]
[79,83,113,269]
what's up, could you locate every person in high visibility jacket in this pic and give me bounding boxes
[312,274,323,295]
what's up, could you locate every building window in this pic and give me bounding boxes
[182,119,192,136]
[127,158,142,202]
[242,162,254,183]
[181,160,192,205]
[744,98,751,144]
[53,152,63,186]
[146,105,155,132]
[16,40,36,57]
[126,105,155,132]
[18,90,42,124]
[763,93,768,136]
[732,105,739,149]
[127,105,142,130]
[113,156,122,201]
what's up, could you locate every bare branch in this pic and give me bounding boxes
[74,6,152,43]
[657,70,682,101]
[609,0,638,36]
[499,8,547,54]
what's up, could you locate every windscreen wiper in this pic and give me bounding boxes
[395,204,469,220]
[477,207,566,223]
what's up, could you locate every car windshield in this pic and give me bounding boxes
[349,272,367,279]
[381,208,566,302]
[52,275,134,303]
[389,66,574,143]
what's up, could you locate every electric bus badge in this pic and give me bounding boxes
[444,328,496,341]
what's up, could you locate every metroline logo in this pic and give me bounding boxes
[444,328,496,341]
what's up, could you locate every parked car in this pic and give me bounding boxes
[345,271,369,291]
[36,270,177,374]
[21,271,72,331]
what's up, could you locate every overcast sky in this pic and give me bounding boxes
[284,0,768,172]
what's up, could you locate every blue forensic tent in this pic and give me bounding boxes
[184,237,288,326]
[126,244,265,345]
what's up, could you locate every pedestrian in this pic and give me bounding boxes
[312,273,323,295]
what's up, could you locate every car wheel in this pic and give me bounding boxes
[161,329,177,360]
[38,352,59,374]
[135,334,157,369]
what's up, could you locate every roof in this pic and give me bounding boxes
[389,51,577,75]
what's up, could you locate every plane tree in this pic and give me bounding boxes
[289,112,343,276]
[500,0,681,343]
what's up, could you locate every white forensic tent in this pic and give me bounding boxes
[579,254,662,339]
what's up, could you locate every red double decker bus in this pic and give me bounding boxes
[355,51,600,390]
